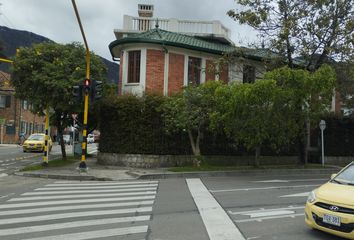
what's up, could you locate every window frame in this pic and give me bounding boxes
[127,50,141,84]
[243,64,256,84]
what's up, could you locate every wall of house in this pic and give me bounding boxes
[168,53,185,94]
[146,49,165,94]
[0,94,45,144]
[119,44,229,96]
[229,59,266,83]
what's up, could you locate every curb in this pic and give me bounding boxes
[14,172,114,181]
[135,168,339,180]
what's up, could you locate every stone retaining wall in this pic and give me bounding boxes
[97,153,299,168]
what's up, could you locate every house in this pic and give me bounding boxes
[0,71,45,144]
[109,4,273,96]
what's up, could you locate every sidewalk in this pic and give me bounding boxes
[15,157,340,181]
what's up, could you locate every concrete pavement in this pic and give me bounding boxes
[14,157,340,181]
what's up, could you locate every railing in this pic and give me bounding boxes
[122,15,230,38]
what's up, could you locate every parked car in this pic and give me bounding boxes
[23,133,52,152]
[305,162,354,239]
[87,134,95,144]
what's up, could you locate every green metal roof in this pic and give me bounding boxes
[109,28,278,61]
[109,28,235,55]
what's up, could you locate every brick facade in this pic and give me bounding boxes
[168,53,184,94]
[0,72,45,144]
[145,49,165,94]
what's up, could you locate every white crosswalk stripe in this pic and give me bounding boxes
[0,180,158,240]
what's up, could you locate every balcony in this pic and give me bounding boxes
[114,15,232,43]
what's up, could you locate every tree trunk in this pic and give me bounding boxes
[188,129,201,167]
[254,146,261,167]
[56,121,67,161]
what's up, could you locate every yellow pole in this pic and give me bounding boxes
[42,107,49,166]
[71,0,90,170]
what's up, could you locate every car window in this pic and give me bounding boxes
[334,163,354,184]
[28,135,44,141]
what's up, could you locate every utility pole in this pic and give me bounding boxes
[42,107,49,166]
[71,0,90,171]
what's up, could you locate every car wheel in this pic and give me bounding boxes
[23,149,26,153]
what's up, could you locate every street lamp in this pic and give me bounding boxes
[319,120,326,167]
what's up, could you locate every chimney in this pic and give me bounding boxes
[138,4,154,18]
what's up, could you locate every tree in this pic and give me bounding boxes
[214,80,296,166]
[11,42,107,160]
[228,0,354,70]
[264,65,336,163]
[162,81,223,165]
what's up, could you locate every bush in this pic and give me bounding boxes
[98,94,191,154]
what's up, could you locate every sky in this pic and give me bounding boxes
[0,0,257,61]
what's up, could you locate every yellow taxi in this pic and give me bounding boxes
[305,162,354,239]
[23,133,52,153]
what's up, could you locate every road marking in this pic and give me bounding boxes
[0,207,152,225]
[48,181,158,186]
[22,187,157,195]
[0,200,154,215]
[279,192,310,198]
[187,178,245,240]
[253,179,327,183]
[235,213,304,223]
[0,173,8,178]
[35,184,158,190]
[0,215,150,236]
[210,184,319,193]
[243,210,295,218]
[24,225,148,240]
[228,206,304,215]
[9,191,157,201]
[253,180,289,183]
[1,162,16,166]
[0,195,155,209]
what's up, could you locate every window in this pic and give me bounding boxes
[22,100,28,110]
[188,57,202,86]
[243,65,256,83]
[0,95,11,108]
[127,51,141,83]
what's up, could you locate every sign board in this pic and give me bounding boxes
[0,118,5,125]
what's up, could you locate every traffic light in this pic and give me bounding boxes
[91,79,103,101]
[83,79,91,94]
[72,85,83,102]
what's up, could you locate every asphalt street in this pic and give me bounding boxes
[0,155,348,239]
[0,143,98,177]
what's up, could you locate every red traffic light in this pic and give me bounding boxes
[84,79,90,86]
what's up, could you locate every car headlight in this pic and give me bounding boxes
[307,190,317,203]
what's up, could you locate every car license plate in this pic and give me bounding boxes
[323,214,341,226]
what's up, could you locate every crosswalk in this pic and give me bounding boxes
[0,180,159,240]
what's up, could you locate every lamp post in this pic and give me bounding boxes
[319,120,326,167]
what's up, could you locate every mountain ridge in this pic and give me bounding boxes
[0,26,119,84]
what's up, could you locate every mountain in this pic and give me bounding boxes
[0,26,119,84]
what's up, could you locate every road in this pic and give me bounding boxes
[0,143,98,177]
[0,171,348,240]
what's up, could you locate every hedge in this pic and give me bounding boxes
[97,94,299,156]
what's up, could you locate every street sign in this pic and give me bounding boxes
[0,118,6,125]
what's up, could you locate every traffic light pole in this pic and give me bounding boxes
[72,0,90,171]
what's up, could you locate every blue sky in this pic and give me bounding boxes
[0,0,257,61]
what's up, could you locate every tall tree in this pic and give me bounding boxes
[162,81,223,165]
[228,0,354,69]
[11,42,107,160]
